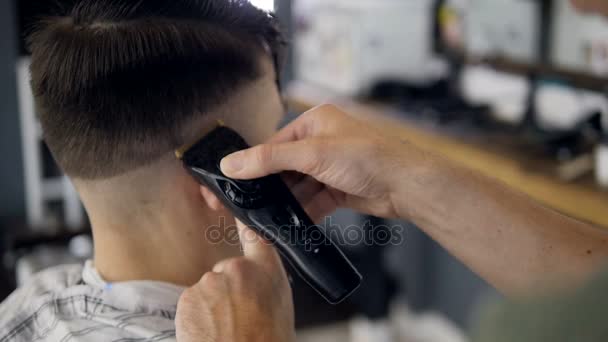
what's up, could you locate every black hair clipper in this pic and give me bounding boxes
[176,121,362,304]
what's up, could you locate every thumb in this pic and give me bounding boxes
[235,219,283,273]
[220,139,327,180]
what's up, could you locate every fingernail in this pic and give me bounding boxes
[221,152,244,174]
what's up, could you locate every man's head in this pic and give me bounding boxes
[28,0,286,180]
[26,1,286,276]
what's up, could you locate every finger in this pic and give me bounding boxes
[282,173,336,221]
[267,104,345,144]
[199,271,228,292]
[266,106,318,144]
[303,189,339,223]
[212,257,250,275]
[282,171,305,189]
[212,258,233,273]
[220,139,327,179]
[200,186,224,211]
[235,219,283,271]
[267,116,310,144]
[291,176,324,207]
[195,272,230,309]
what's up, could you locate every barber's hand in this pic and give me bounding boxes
[175,220,295,342]
[219,104,422,220]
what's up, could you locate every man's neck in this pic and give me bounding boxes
[76,160,243,287]
[91,208,242,287]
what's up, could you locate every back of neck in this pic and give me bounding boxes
[91,208,241,287]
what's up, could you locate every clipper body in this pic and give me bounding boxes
[178,124,362,304]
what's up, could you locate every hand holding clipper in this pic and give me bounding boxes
[176,121,362,304]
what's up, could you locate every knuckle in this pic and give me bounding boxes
[178,286,203,310]
[301,140,326,175]
[317,104,346,121]
[304,105,323,119]
[178,287,195,303]
[254,144,274,170]
[224,258,250,277]
[200,272,224,290]
[314,103,340,115]
[309,104,348,133]
[304,104,334,124]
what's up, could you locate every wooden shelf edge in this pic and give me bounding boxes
[286,81,608,228]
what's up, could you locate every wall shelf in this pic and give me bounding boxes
[287,81,608,228]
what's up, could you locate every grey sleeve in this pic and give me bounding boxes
[472,269,608,342]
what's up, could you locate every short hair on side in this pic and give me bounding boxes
[27,0,286,179]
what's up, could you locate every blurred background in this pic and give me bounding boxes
[1,0,608,341]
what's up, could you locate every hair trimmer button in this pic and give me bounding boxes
[224,187,237,202]
[232,180,261,194]
[221,181,265,209]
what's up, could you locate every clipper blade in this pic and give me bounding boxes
[175,119,225,160]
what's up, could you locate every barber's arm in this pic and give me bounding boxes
[220,104,608,296]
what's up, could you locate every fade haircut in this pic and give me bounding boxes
[27,0,285,179]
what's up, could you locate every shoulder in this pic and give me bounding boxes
[0,264,84,341]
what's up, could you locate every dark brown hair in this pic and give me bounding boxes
[27,0,285,179]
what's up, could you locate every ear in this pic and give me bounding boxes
[200,186,225,212]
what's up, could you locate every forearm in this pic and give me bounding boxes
[220,105,608,296]
[395,149,608,296]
